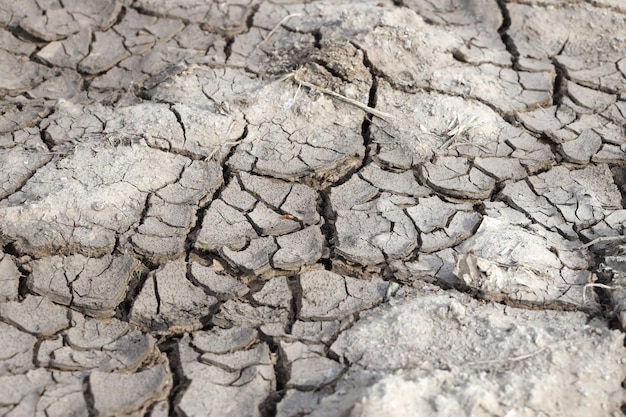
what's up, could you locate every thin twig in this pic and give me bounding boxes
[583,282,615,304]
[290,71,395,122]
[253,13,302,53]
[466,345,552,367]
[581,235,626,248]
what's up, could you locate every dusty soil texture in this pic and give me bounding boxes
[1,0,626,416]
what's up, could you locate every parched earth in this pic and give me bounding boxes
[1,0,626,416]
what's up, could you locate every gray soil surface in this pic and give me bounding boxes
[1,0,626,416]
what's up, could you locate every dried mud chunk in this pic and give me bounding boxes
[78,30,129,74]
[189,262,249,300]
[289,320,347,344]
[38,313,155,372]
[172,102,246,160]
[327,290,626,416]
[90,363,171,417]
[560,129,602,164]
[281,183,321,225]
[130,259,217,335]
[407,196,471,234]
[227,73,365,185]
[220,178,257,211]
[0,49,46,96]
[455,217,597,310]
[568,82,616,113]
[0,143,189,257]
[19,8,82,41]
[334,210,388,266]
[421,156,495,200]
[0,369,52,415]
[403,0,502,26]
[359,163,430,197]
[136,0,256,35]
[196,200,258,251]
[248,202,300,236]
[299,270,387,320]
[222,236,278,275]
[0,146,51,199]
[177,342,274,417]
[199,343,271,371]
[580,210,626,242]
[329,175,379,212]
[37,371,88,417]
[528,164,621,230]
[36,27,91,68]
[500,180,576,239]
[0,252,20,302]
[239,172,292,207]
[212,299,289,331]
[132,160,222,263]
[0,28,36,55]
[508,2,626,72]
[279,341,344,389]
[407,196,481,253]
[473,157,527,181]
[516,105,576,138]
[104,102,185,151]
[0,295,68,336]
[276,390,327,417]
[0,321,36,375]
[605,249,626,328]
[115,9,183,55]
[355,15,550,113]
[253,276,291,309]
[41,99,108,146]
[192,326,258,354]
[372,82,552,173]
[419,211,482,253]
[229,25,316,75]
[273,226,325,270]
[339,198,417,264]
[29,254,140,318]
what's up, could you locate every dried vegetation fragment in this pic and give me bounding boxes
[227,68,368,186]
[372,81,553,174]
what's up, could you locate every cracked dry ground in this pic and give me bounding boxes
[2,1,626,417]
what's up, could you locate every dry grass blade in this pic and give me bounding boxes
[288,70,396,122]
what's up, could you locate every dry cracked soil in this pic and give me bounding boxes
[1,0,626,416]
